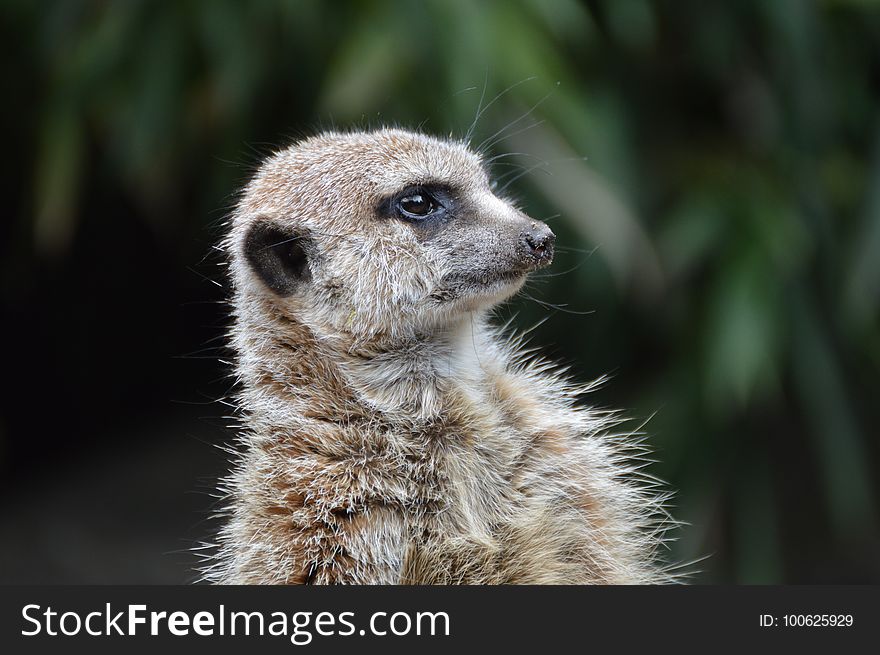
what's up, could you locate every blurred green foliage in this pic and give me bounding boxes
[5,0,879,582]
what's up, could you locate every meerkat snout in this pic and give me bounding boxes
[520,222,555,267]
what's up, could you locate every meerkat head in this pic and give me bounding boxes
[229,128,554,344]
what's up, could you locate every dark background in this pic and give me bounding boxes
[1,0,878,583]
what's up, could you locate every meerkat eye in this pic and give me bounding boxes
[379,184,452,223]
[398,191,438,219]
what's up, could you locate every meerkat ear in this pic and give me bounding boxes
[243,220,312,296]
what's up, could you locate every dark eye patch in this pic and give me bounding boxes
[377,183,457,225]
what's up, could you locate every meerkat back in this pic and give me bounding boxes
[204,128,673,585]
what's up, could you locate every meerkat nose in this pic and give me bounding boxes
[522,223,556,264]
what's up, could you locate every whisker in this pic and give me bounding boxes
[480,118,547,157]
[538,213,561,222]
[464,69,490,142]
[518,289,596,315]
[554,245,598,254]
[467,75,539,146]
[497,153,587,194]
[477,82,558,153]
[530,247,599,280]
[187,266,224,289]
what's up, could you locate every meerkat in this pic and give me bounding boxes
[203,128,673,584]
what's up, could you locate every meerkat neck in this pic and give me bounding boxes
[236,300,499,423]
[335,314,499,418]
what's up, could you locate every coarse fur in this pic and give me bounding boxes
[202,128,675,584]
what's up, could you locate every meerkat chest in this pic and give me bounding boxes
[396,401,546,583]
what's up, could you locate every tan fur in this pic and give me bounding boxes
[203,128,674,584]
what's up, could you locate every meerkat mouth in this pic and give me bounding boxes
[461,274,530,312]
[474,255,552,285]
[483,271,529,297]
[431,269,530,309]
